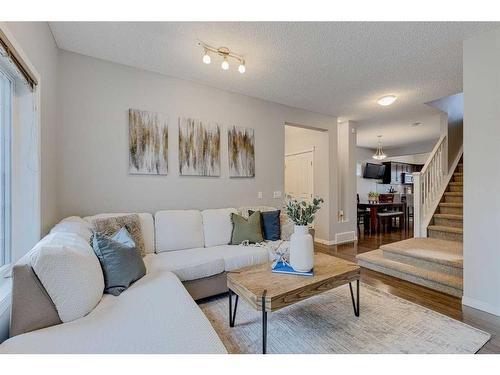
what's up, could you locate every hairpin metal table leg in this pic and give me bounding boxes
[228,289,238,327]
[349,279,360,317]
[262,290,267,354]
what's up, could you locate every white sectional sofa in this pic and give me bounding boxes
[0,206,289,354]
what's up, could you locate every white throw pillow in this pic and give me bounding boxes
[201,208,238,247]
[155,210,204,252]
[31,232,104,323]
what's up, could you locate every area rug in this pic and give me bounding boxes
[199,283,490,354]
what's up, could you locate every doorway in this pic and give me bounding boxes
[284,124,329,241]
[285,149,314,202]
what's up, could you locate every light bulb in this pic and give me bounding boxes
[238,62,246,74]
[202,52,211,64]
[221,58,229,71]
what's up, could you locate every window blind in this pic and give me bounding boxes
[0,28,38,90]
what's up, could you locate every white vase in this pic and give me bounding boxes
[289,225,314,272]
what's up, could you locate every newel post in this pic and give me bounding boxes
[413,172,422,237]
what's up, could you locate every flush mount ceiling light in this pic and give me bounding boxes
[377,95,397,106]
[372,135,387,160]
[198,41,246,74]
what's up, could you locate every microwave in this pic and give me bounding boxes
[403,173,414,184]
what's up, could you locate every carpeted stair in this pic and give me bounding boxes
[356,238,463,297]
[428,161,463,242]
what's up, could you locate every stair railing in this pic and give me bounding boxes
[413,134,448,237]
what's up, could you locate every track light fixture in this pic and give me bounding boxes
[198,41,246,74]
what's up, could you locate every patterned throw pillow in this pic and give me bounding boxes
[91,214,146,257]
[230,211,264,245]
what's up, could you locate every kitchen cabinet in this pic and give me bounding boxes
[382,162,424,184]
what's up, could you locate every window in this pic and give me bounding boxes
[0,69,12,271]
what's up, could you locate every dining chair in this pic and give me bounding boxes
[357,194,370,235]
[377,193,404,232]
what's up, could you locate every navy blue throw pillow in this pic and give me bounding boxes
[92,228,146,296]
[249,210,281,241]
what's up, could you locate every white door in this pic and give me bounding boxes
[285,150,314,202]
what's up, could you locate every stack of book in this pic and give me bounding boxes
[271,261,313,276]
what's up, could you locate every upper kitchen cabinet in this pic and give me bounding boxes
[382,162,424,184]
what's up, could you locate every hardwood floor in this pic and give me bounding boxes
[315,228,500,353]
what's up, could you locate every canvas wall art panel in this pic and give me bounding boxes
[129,109,168,175]
[228,126,255,177]
[178,117,221,176]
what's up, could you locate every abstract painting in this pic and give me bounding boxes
[228,126,255,178]
[178,117,221,176]
[129,109,168,175]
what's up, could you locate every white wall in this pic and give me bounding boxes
[57,51,337,219]
[463,27,500,316]
[285,126,329,241]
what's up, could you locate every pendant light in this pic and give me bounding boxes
[372,135,387,160]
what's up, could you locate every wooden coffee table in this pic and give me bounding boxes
[227,253,361,354]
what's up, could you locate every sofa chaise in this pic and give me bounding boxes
[0,206,290,354]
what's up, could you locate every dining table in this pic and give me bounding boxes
[357,201,407,233]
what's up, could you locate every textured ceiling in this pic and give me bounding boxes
[49,22,499,148]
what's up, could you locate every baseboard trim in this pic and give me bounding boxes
[462,295,500,316]
[314,236,357,246]
[314,238,336,246]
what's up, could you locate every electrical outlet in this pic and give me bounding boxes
[258,192,263,199]
[273,191,282,199]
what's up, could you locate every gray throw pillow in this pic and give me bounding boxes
[92,228,146,296]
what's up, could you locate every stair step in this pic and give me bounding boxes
[444,192,463,203]
[439,202,463,215]
[428,225,463,234]
[449,182,463,186]
[380,238,463,274]
[433,213,463,228]
[444,192,462,196]
[356,249,463,297]
[428,225,463,242]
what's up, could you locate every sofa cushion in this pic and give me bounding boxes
[144,249,224,281]
[201,208,237,247]
[155,210,204,252]
[84,213,155,254]
[92,229,146,296]
[0,271,227,354]
[50,217,93,243]
[30,233,104,323]
[205,244,271,271]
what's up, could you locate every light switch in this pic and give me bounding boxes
[258,192,263,199]
[273,191,282,199]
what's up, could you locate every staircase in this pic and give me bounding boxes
[427,161,463,242]
[356,159,464,297]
